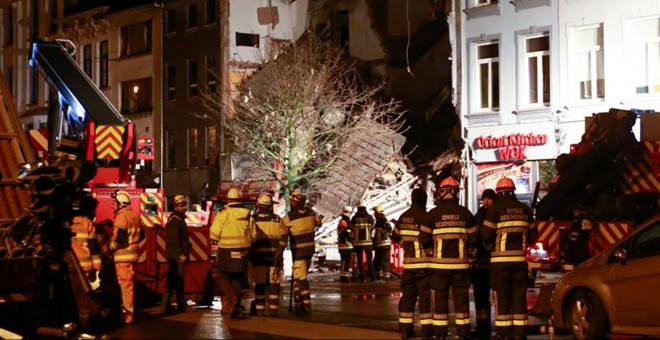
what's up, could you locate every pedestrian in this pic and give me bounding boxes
[372,205,392,282]
[282,188,321,316]
[391,188,433,339]
[209,187,252,319]
[482,177,537,339]
[350,204,376,283]
[471,188,497,339]
[70,198,101,283]
[161,195,191,314]
[337,206,354,283]
[109,190,143,324]
[427,177,478,340]
[249,193,287,316]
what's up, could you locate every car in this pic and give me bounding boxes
[551,213,660,339]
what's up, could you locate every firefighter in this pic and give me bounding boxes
[568,204,592,266]
[70,198,101,282]
[337,206,354,283]
[427,177,478,340]
[472,188,497,339]
[482,177,537,339]
[109,190,143,324]
[372,205,392,282]
[283,188,321,316]
[249,193,287,317]
[210,187,252,319]
[161,195,191,314]
[350,204,376,282]
[392,188,433,339]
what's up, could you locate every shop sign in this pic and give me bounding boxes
[473,133,549,161]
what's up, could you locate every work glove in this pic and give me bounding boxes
[179,254,188,264]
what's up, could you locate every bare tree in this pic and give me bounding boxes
[201,38,405,206]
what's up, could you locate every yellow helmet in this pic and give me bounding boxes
[113,190,131,206]
[257,193,272,206]
[373,205,384,213]
[227,187,241,200]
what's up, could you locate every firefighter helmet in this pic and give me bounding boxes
[174,195,188,206]
[373,205,384,213]
[438,176,460,190]
[113,190,131,206]
[257,193,272,206]
[227,187,241,200]
[495,177,516,193]
[342,206,352,215]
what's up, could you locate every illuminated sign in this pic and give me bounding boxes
[474,133,549,161]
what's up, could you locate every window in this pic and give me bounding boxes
[473,0,498,7]
[570,25,604,101]
[121,78,153,114]
[4,6,14,46]
[120,20,152,57]
[630,17,660,95]
[165,9,176,33]
[29,68,39,104]
[167,64,176,100]
[629,222,660,259]
[205,0,216,24]
[166,130,176,169]
[520,33,550,107]
[236,32,260,48]
[83,44,92,79]
[50,0,58,33]
[474,41,500,112]
[99,40,109,88]
[188,60,198,96]
[187,4,197,29]
[188,128,198,167]
[206,126,217,166]
[206,56,217,92]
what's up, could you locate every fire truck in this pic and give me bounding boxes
[526,108,659,272]
[0,40,216,334]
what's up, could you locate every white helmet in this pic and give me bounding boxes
[113,190,131,206]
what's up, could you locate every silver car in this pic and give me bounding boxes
[551,213,660,339]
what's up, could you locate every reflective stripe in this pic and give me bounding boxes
[433,320,449,326]
[403,262,430,269]
[419,313,432,319]
[399,317,414,323]
[433,227,467,234]
[437,239,443,258]
[483,220,496,229]
[497,221,529,228]
[456,318,471,325]
[500,232,507,252]
[400,230,419,236]
[495,320,513,326]
[295,241,315,249]
[400,312,414,318]
[429,262,470,270]
[459,239,464,259]
[467,226,479,234]
[420,319,433,325]
[491,256,527,263]
[513,319,528,326]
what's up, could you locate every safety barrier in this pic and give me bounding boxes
[593,222,632,253]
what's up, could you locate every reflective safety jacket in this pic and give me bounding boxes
[373,213,392,248]
[250,208,287,266]
[112,207,143,263]
[337,215,353,251]
[70,216,101,272]
[283,205,320,260]
[210,202,252,272]
[482,195,537,269]
[350,207,374,247]
[392,205,432,271]
[427,198,478,272]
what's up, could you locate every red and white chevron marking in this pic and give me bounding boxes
[621,141,660,194]
[155,228,209,263]
[595,222,632,252]
[0,293,32,303]
[533,221,566,255]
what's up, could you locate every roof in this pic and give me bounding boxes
[313,120,406,220]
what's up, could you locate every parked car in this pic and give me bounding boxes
[551,213,660,339]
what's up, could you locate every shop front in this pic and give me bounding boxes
[466,122,559,212]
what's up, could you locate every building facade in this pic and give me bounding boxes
[452,0,660,211]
